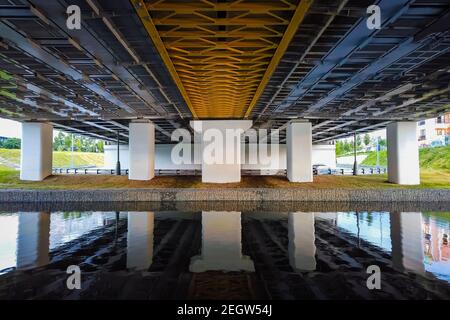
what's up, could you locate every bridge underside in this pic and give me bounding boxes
[0,0,449,144]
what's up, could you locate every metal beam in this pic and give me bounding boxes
[0,21,136,115]
[29,0,170,116]
[275,0,414,112]
[243,0,314,118]
[131,0,198,119]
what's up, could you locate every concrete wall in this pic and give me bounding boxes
[104,144,130,169]
[104,143,336,171]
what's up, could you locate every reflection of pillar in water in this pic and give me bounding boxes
[288,212,316,271]
[190,211,254,272]
[127,212,154,270]
[16,212,50,269]
[390,212,425,274]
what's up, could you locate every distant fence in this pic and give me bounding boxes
[52,167,387,176]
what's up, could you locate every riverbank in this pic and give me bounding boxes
[0,187,449,202]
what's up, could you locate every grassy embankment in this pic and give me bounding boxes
[0,147,448,190]
[0,148,103,168]
[361,145,450,171]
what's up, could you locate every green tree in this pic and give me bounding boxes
[356,135,362,150]
[0,137,21,149]
[364,133,371,147]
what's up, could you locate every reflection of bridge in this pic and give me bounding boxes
[1,1,449,184]
[8,210,449,299]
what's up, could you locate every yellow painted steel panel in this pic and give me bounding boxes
[131,0,312,119]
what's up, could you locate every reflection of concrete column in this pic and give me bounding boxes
[127,212,154,270]
[288,212,316,271]
[16,212,50,269]
[190,211,254,272]
[390,212,425,274]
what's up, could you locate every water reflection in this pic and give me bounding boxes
[288,212,316,271]
[190,211,254,272]
[17,212,50,269]
[127,212,154,270]
[390,212,425,274]
[0,208,448,299]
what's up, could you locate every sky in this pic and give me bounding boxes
[0,119,21,138]
[0,118,396,142]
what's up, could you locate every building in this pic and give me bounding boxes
[418,114,450,148]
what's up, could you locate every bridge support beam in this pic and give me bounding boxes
[129,121,155,181]
[20,122,53,181]
[287,121,313,182]
[191,120,252,183]
[387,122,420,185]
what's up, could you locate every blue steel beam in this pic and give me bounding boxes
[303,9,450,115]
[0,22,137,115]
[29,0,167,116]
[275,0,414,113]
[0,6,34,18]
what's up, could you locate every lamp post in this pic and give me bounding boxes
[376,136,380,168]
[116,131,121,176]
[353,132,358,176]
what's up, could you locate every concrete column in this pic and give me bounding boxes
[190,211,254,272]
[128,121,155,180]
[390,212,425,274]
[287,121,313,182]
[127,212,154,270]
[387,122,420,185]
[16,212,50,269]
[20,122,53,181]
[288,212,316,271]
[190,120,252,183]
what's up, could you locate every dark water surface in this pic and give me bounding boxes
[0,201,449,300]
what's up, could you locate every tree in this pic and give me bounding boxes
[52,131,104,153]
[0,137,21,149]
[364,133,371,147]
[356,135,362,150]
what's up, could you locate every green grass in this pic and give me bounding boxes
[0,148,104,168]
[361,145,450,170]
[0,169,448,190]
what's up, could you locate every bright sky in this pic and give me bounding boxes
[0,119,21,138]
[0,118,407,142]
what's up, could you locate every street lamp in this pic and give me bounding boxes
[116,131,121,176]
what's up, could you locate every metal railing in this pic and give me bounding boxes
[52,167,387,176]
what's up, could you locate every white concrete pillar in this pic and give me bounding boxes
[190,120,252,183]
[288,212,316,271]
[128,121,155,180]
[16,212,50,269]
[127,212,154,270]
[20,122,53,181]
[190,211,254,272]
[287,121,313,182]
[387,122,420,185]
[390,212,425,274]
